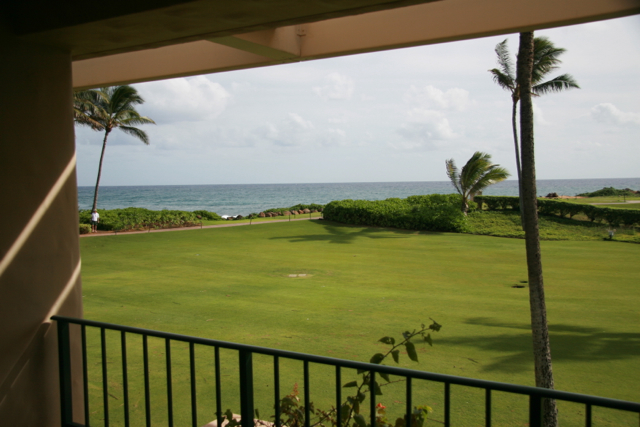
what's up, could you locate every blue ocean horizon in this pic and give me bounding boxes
[78,178,640,217]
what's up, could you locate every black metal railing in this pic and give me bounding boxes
[53,316,640,427]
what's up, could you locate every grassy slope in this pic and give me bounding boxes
[468,210,640,243]
[80,221,640,426]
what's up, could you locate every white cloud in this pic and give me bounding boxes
[313,72,354,100]
[403,85,472,111]
[138,76,231,123]
[395,108,458,150]
[590,103,640,126]
[533,103,551,126]
[257,113,316,147]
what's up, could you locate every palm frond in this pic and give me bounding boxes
[445,159,463,195]
[533,74,580,95]
[118,125,150,145]
[489,68,515,92]
[495,39,515,79]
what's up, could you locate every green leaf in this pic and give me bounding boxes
[380,372,391,383]
[374,381,383,396]
[341,404,351,421]
[354,414,366,427]
[391,350,400,364]
[357,369,366,375]
[343,381,358,388]
[369,353,384,364]
[255,409,260,419]
[395,418,406,427]
[423,334,433,346]
[405,342,418,362]
[225,409,234,420]
[357,392,366,403]
[353,400,360,414]
[402,331,411,340]
[378,336,395,345]
[429,319,442,332]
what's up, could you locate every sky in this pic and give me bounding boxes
[75,15,640,187]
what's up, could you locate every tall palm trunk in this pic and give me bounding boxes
[92,129,111,211]
[511,96,525,227]
[517,31,557,427]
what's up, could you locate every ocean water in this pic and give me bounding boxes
[77,178,640,217]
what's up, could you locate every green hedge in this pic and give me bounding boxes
[79,207,221,231]
[79,224,91,234]
[323,194,469,232]
[474,196,640,226]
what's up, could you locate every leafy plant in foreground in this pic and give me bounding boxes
[221,320,442,427]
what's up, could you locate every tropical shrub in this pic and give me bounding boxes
[79,224,91,234]
[323,195,469,232]
[79,207,220,231]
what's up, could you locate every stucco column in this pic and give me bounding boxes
[0,26,84,426]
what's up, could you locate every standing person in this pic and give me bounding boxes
[91,209,100,233]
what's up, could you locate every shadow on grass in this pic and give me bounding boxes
[435,317,640,373]
[269,220,445,244]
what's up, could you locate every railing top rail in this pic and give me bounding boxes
[51,315,640,413]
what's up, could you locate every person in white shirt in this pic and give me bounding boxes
[91,209,100,233]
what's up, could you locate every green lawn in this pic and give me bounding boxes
[79,220,640,426]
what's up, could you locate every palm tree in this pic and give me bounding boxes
[74,85,155,211]
[445,151,510,214]
[517,32,558,427]
[489,37,579,218]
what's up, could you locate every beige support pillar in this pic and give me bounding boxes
[0,27,84,426]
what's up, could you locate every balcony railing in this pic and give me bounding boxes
[53,316,640,427]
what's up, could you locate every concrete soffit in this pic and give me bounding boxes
[71,0,640,89]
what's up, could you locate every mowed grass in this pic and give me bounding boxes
[79,220,640,426]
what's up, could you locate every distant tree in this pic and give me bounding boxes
[74,86,155,211]
[445,151,510,214]
[489,36,579,219]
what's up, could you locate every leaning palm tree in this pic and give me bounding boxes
[446,151,510,214]
[75,85,155,211]
[489,37,579,218]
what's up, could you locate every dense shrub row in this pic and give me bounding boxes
[474,196,640,226]
[323,194,470,232]
[251,203,325,217]
[79,207,222,231]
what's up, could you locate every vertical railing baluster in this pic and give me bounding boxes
[369,371,376,427]
[444,383,450,427]
[166,339,173,427]
[215,347,222,427]
[529,395,542,427]
[405,377,412,427]
[585,404,592,427]
[239,350,255,427]
[336,367,342,427]
[485,389,492,427]
[143,335,150,427]
[304,360,310,427]
[81,325,90,427]
[274,356,281,427]
[57,318,73,427]
[190,342,198,427]
[101,328,109,427]
[121,332,129,427]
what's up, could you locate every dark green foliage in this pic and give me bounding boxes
[79,207,219,231]
[577,187,639,197]
[79,224,91,234]
[323,195,469,232]
[192,210,222,220]
[262,203,325,215]
[475,196,640,226]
